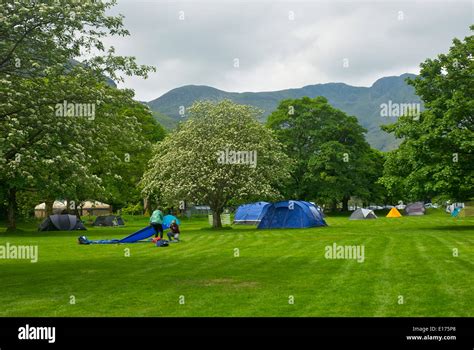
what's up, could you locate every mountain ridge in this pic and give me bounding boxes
[146,73,421,151]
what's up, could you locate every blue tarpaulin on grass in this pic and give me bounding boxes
[80,216,184,244]
[80,225,156,244]
[119,225,156,243]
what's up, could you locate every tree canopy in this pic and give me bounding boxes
[380,26,473,202]
[267,96,385,210]
[141,100,290,227]
[0,1,160,229]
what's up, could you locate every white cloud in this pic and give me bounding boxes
[99,0,473,101]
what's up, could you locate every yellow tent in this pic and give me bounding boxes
[386,207,402,218]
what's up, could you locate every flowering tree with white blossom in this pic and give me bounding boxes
[141,100,290,228]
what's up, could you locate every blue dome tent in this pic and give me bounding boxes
[233,202,270,225]
[257,200,326,229]
[162,215,181,229]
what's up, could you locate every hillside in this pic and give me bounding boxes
[147,73,422,151]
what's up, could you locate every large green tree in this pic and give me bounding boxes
[267,96,384,210]
[1,1,153,120]
[0,67,157,228]
[0,1,157,229]
[141,100,290,228]
[380,26,473,202]
[93,102,166,210]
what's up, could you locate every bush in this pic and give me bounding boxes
[17,191,42,219]
[121,202,143,216]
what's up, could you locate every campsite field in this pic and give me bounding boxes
[0,210,473,317]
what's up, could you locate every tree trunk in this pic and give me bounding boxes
[74,205,82,220]
[45,199,54,216]
[331,200,338,212]
[66,199,70,214]
[342,196,350,212]
[211,208,223,228]
[7,188,17,231]
[144,197,151,216]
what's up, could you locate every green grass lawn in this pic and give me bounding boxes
[0,210,473,317]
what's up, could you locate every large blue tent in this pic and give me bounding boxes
[233,202,270,224]
[257,200,326,229]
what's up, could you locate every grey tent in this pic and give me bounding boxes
[39,214,87,231]
[405,202,425,216]
[349,208,377,220]
[93,215,125,227]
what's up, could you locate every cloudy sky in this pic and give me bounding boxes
[101,0,473,101]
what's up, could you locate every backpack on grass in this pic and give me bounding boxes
[156,239,169,247]
[78,235,91,245]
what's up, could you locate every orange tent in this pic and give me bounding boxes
[386,207,402,218]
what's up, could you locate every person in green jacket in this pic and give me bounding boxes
[150,207,164,239]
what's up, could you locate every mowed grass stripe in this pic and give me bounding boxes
[0,211,473,316]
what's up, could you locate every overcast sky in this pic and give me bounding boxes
[100,0,473,101]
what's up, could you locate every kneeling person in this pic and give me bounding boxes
[167,220,180,242]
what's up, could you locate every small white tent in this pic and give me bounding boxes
[34,200,67,218]
[349,208,377,220]
[79,201,112,216]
